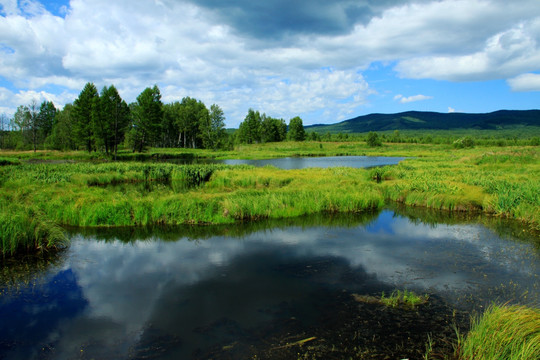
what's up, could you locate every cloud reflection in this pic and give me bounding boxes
[1,210,537,359]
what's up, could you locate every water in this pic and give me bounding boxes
[217,156,405,169]
[1,209,538,359]
[172,155,405,169]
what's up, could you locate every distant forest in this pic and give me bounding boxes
[0,83,308,154]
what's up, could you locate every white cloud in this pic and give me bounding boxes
[394,17,540,81]
[0,0,539,123]
[0,87,74,116]
[507,73,540,92]
[394,94,433,104]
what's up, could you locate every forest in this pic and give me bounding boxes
[0,83,307,155]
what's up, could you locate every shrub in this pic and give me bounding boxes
[453,136,475,149]
[367,132,382,147]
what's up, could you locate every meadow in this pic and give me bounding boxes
[1,141,538,256]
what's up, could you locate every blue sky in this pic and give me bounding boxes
[1,0,539,127]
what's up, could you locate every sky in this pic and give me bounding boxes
[0,0,539,127]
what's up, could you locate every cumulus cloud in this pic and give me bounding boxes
[183,0,413,41]
[394,94,433,104]
[0,0,539,124]
[0,86,74,116]
[507,73,540,92]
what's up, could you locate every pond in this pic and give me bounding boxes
[173,155,406,169]
[1,208,538,359]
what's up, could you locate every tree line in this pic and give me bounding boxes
[0,83,308,153]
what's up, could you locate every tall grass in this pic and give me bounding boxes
[0,202,67,255]
[459,304,540,360]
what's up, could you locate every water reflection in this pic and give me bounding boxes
[0,209,538,359]
[165,155,405,169]
[218,156,405,169]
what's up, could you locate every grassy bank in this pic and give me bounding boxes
[456,304,540,360]
[1,142,538,255]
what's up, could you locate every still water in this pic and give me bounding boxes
[1,209,538,359]
[172,155,405,169]
[217,156,405,169]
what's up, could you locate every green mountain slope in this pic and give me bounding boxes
[306,110,540,133]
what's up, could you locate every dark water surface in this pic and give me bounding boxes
[1,209,538,359]
[170,155,405,169]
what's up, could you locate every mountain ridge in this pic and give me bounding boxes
[305,110,540,133]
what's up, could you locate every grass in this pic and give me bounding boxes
[0,142,539,256]
[457,304,540,360]
[380,289,429,309]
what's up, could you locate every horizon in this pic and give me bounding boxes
[1,0,540,127]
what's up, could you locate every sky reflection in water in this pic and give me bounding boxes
[0,210,538,359]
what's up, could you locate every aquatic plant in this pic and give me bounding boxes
[380,289,429,309]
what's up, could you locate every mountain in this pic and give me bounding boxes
[305,110,540,133]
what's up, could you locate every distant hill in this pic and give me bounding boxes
[305,110,540,133]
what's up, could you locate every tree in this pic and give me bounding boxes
[0,113,7,149]
[27,99,40,152]
[237,109,262,144]
[38,101,57,144]
[162,102,181,148]
[261,115,287,143]
[366,132,382,147]
[131,85,163,152]
[48,104,77,150]
[99,85,130,158]
[13,100,40,151]
[175,97,208,149]
[307,131,321,141]
[73,82,99,152]
[201,104,226,149]
[288,116,305,141]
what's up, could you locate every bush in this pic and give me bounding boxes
[453,136,475,149]
[367,132,382,147]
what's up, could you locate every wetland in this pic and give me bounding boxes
[1,142,539,359]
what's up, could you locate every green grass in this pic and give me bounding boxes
[0,201,68,255]
[380,289,429,309]
[1,142,539,256]
[458,304,540,360]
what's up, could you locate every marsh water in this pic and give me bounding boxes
[1,208,538,359]
[169,155,406,169]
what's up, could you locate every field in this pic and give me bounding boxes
[1,141,539,256]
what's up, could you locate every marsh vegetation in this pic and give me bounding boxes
[1,141,538,256]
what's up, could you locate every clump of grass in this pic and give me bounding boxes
[0,157,20,166]
[0,203,68,256]
[459,304,540,360]
[380,289,429,309]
